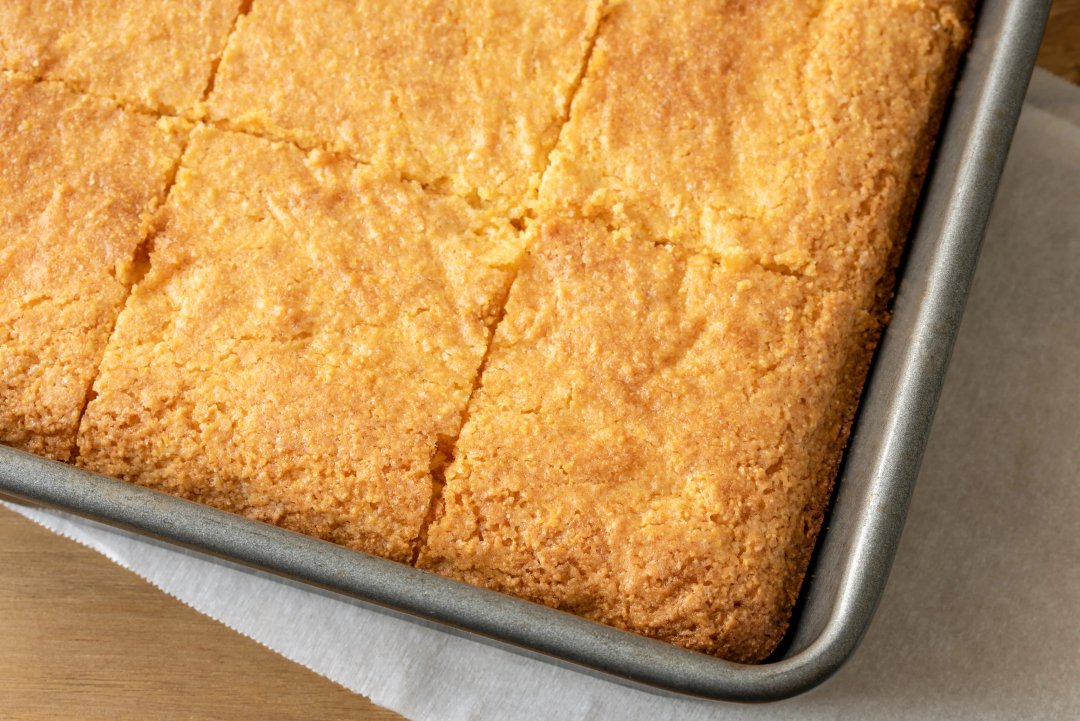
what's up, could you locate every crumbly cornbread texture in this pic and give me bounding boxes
[0,0,243,114]
[541,0,973,291]
[419,218,876,662]
[75,125,520,562]
[0,73,186,460]
[2,0,976,663]
[208,0,606,216]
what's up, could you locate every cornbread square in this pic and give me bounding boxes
[0,73,186,460]
[76,125,520,562]
[541,0,973,290]
[419,217,876,662]
[208,0,606,216]
[0,0,243,114]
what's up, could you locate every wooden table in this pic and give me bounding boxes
[2,6,1077,719]
[0,510,403,721]
[1039,0,1080,84]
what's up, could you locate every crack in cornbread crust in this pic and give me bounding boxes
[418,217,879,662]
[406,1,614,560]
[75,125,521,562]
[0,73,187,460]
[67,127,196,467]
[199,0,253,103]
[0,0,244,116]
[206,0,607,217]
[539,0,974,291]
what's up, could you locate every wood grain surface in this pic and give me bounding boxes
[1038,0,1080,83]
[1,6,1076,720]
[0,508,404,721]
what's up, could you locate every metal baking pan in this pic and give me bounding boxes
[0,0,1050,703]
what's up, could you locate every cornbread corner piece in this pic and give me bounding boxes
[0,0,244,114]
[208,0,607,216]
[541,0,974,289]
[419,216,878,662]
[0,73,187,460]
[76,125,522,563]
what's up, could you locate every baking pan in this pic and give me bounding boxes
[0,0,1050,703]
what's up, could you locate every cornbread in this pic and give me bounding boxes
[75,125,519,562]
[418,217,875,662]
[207,0,606,216]
[1,0,976,663]
[0,73,186,460]
[0,0,244,114]
[541,0,973,291]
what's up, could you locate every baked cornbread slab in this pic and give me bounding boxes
[0,0,244,114]
[541,0,973,291]
[419,217,876,663]
[76,125,520,562]
[208,0,606,216]
[0,73,186,461]
[0,0,984,674]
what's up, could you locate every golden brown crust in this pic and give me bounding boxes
[541,0,974,292]
[208,0,607,216]
[75,125,520,562]
[0,0,243,115]
[0,73,186,460]
[419,217,876,662]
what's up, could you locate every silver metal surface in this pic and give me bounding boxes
[0,0,1050,703]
